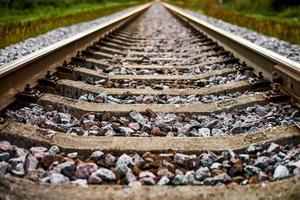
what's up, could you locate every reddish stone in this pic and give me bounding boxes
[75,163,98,179]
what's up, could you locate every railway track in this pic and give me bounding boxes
[1,2,300,200]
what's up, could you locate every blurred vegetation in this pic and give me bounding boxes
[222,0,299,12]
[0,0,137,10]
[0,0,146,48]
[167,0,300,45]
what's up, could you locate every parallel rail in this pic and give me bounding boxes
[164,3,300,102]
[0,2,300,200]
[0,3,151,110]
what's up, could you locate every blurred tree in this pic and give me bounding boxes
[272,0,300,10]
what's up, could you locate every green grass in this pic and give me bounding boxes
[167,0,300,45]
[0,2,127,24]
[0,1,145,48]
[218,3,300,26]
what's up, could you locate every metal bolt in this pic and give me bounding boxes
[24,83,31,92]
[0,117,4,124]
[273,83,281,93]
[258,72,263,79]
[46,71,52,78]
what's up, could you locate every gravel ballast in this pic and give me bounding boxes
[1,4,299,67]
[1,140,300,186]
[5,103,299,137]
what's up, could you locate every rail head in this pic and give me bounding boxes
[0,3,151,110]
[163,2,300,102]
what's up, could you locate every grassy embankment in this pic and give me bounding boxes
[0,0,146,48]
[167,0,300,45]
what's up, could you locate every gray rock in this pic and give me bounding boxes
[195,167,211,181]
[41,173,69,184]
[95,92,108,102]
[254,156,273,169]
[116,154,134,167]
[293,168,300,176]
[267,143,279,153]
[105,130,116,137]
[79,95,88,101]
[87,94,95,102]
[114,164,131,177]
[125,171,137,183]
[291,110,300,119]
[255,106,267,116]
[272,154,282,162]
[246,145,258,153]
[226,150,236,159]
[29,146,48,155]
[172,174,188,185]
[139,171,156,179]
[157,176,170,185]
[119,127,134,136]
[59,113,71,124]
[185,171,196,184]
[278,152,287,158]
[129,110,148,125]
[157,168,173,178]
[0,161,9,176]
[75,163,98,179]
[0,141,11,151]
[54,161,75,178]
[189,128,199,136]
[11,162,25,176]
[139,177,156,185]
[205,120,220,129]
[105,153,116,166]
[198,128,211,137]
[132,153,144,166]
[14,147,29,162]
[244,165,261,175]
[95,168,116,181]
[200,153,214,167]
[230,126,243,135]
[71,179,88,187]
[128,181,142,187]
[273,165,289,179]
[239,154,250,162]
[88,172,102,184]
[90,150,104,161]
[0,152,10,161]
[24,154,39,172]
[48,146,60,154]
[203,173,231,185]
[210,162,222,169]
[174,153,190,165]
[67,152,78,159]
[211,128,224,136]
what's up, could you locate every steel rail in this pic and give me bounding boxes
[0,3,151,110]
[0,3,300,199]
[163,2,300,102]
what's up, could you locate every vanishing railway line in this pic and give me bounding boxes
[0,2,300,200]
